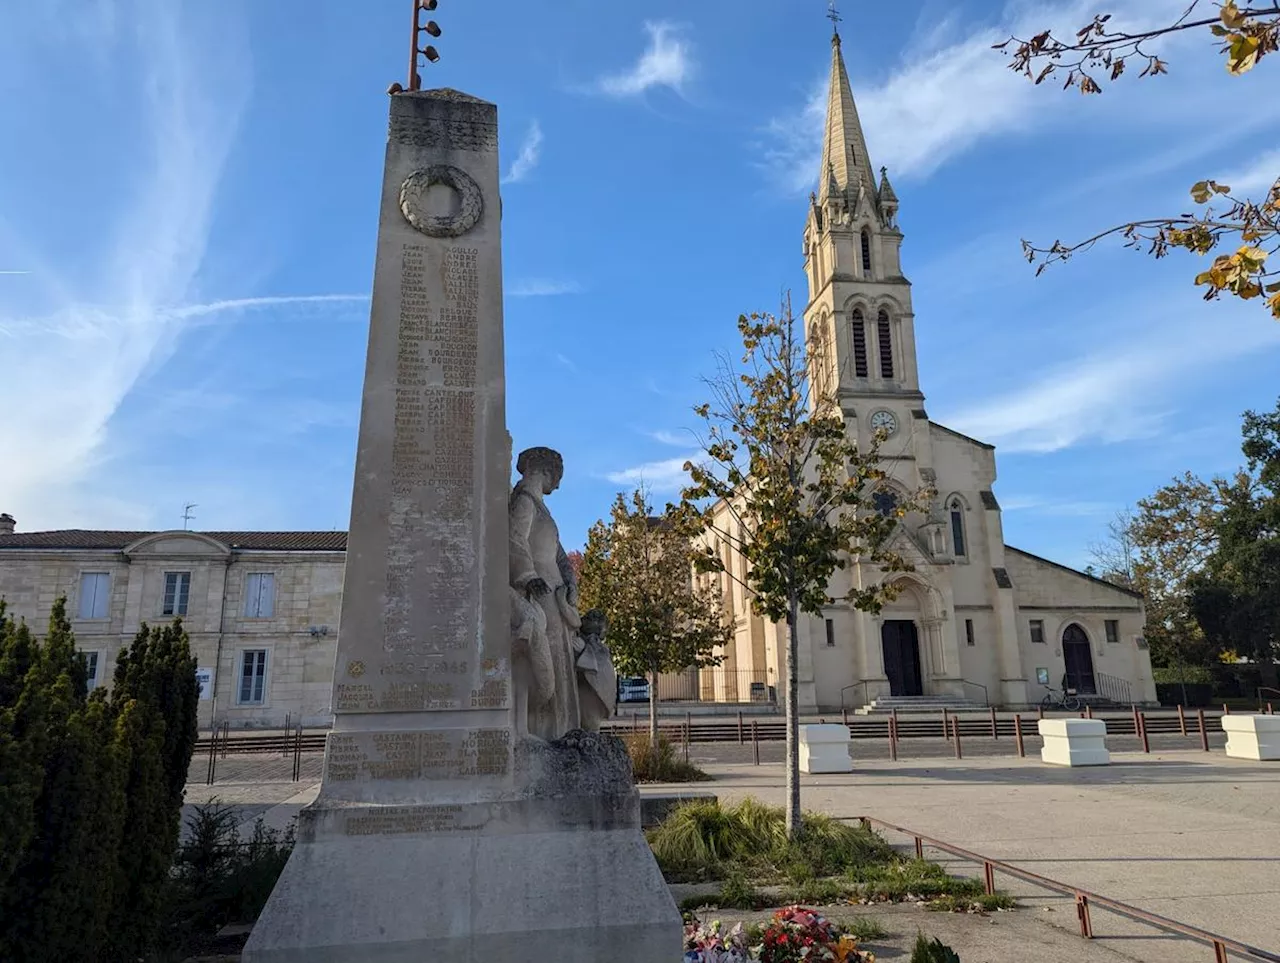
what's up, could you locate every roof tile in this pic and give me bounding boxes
[0,530,348,551]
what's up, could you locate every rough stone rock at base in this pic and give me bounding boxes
[514,727,635,798]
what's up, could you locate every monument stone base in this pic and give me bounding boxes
[243,732,681,963]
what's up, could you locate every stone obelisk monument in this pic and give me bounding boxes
[242,24,679,963]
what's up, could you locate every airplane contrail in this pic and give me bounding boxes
[0,270,31,275]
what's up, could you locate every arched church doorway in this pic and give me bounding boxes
[881,621,923,696]
[1062,623,1096,695]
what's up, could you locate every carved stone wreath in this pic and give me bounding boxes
[399,164,484,238]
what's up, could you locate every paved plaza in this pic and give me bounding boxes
[705,750,1280,962]
[186,740,1278,962]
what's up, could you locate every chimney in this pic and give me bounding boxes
[0,514,13,535]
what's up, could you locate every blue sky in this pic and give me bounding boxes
[1,0,1278,569]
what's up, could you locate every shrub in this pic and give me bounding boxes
[717,872,764,910]
[625,733,712,783]
[1153,666,1213,684]
[910,934,961,963]
[781,877,849,906]
[165,802,296,956]
[844,916,888,941]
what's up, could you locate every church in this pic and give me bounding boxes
[697,32,1157,713]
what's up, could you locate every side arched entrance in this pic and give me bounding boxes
[1062,623,1096,695]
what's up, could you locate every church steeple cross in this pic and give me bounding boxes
[827,1,842,37]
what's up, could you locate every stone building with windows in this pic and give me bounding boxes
[694,33,1157,714]
[0,518,345,728]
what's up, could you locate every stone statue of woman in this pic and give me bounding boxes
[509,447,582,741]
[576,609,617,732]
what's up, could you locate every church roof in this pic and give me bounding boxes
[929,422,996,451]
[1005,546,1145,600]
[0,530,348,552]
[817,34,879,203]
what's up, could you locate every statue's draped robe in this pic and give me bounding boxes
[509,483,581,740]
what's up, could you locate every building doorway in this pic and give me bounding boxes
[1062,623,1096,695]
[881,620,923,696]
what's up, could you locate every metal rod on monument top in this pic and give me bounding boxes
[407,0,442,91]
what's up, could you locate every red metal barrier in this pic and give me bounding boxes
[855,815,1280,963]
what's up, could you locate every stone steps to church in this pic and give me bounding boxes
[855,697,987,715]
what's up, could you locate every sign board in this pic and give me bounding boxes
[196,668,214,701]
[1035,667,1050,686]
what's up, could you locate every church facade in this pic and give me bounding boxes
[699,34,1157,713]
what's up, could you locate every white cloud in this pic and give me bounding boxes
[554,352,578,372]
[0,294,368,339]
[648,428,697,447]
[501,120,543,185]
[759,0,1223,193]
[1000,496,1113,517]
[1218,147,1280,197]
[0,1,254,529]
[506,278,582,297]
[597,22,694,97]
[940,300,1280,453]
[0,270,30,275]
[604,455,696,494]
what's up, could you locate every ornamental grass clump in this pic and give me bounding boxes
[649,797,894,883]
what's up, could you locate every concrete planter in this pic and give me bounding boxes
[1038,718,1109,767]
[799,724,852,774]
[1222,714,1280,761]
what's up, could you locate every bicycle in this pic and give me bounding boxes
[1040,686,1082,712]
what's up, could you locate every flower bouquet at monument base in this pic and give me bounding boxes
[683,918,751,963]
[683,907,874,963]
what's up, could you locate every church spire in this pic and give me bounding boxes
[817,28,879,208]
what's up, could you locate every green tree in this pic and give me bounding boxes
[1127,471,1251,669]
[103,619,200,963]
[995,1,1280,317]
[579,488,731,745]
[676,297,922,838]
[0,605,200,963]
[0,599,121,963]
[0,604,45,898]
[1188,398,1280,686]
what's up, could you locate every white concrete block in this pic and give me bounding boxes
[1222,714,1280,761]
[799,723,852,773]
[1038,718,1109,767]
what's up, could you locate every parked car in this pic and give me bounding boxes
[617,677,650,703]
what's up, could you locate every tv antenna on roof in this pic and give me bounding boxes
[182,503,198,530]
